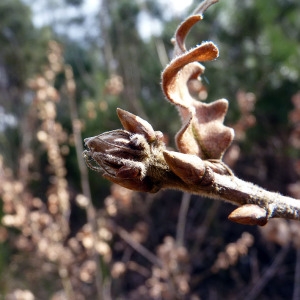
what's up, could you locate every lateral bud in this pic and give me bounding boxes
[228,204,268,226]
[163,150,207,185]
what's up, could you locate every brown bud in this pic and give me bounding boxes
[228,204,268,226]
[84,130,149,179]
[117,108,157,143]
[83,123,167,193]
[163,150,207,185]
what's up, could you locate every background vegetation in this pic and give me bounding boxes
[0,0,300,299]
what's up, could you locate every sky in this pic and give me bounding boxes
[158,0,194,16]
[25,0,194,40]
[138,0,193,39]
[1,0,194,131]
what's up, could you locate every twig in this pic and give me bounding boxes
[83,0,300,225]
[84,124,300,224]
[176,192,191,247]
[192,200,220,251]
[160,149,300,224]
[65,66,104,300]
[155,38,169,67]
[103,279,112,300]
[244,244,290,300]
[127,261,152,277]
[293,248,300,300]
[59,266,76,300]
[117,226,163,267]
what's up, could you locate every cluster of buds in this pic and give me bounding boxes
[83,108,168,193]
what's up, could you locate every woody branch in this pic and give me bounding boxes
[83,0,300,226]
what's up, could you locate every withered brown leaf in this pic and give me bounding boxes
[161,12,234,160]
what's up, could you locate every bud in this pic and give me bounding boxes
[163,150,207,185]
[83,109,167,192]
[228,204,268,226]
[83,130,149,180]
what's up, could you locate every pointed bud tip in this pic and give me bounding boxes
[116,108,156,142]
[84,137,94,145]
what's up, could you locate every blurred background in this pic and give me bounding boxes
[0,0,300,299]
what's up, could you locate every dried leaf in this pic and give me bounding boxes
[161,15,234,160]
[173,15,205,56]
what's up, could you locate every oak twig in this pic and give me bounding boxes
[83,0,300,226]
[83,113,300,225]
[176,192,191,247]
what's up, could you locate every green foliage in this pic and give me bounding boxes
[0,0,52,171]
[0,0,51,87]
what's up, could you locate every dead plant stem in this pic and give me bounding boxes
[244,244,290,300]
[176,192,191,247]
[117,226,163,267]
[293,248,300,300]
[65,66,104,300]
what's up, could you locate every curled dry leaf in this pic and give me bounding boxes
[161,11,234,160]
